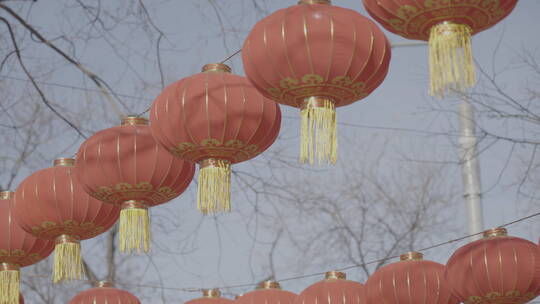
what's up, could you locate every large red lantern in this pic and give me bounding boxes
[0,191,54,304]
[14,158,120,283]
[362,0,518,97]
[68,281,141,303]
[76,116,195,253]
[445,228,540,304]
[365,252,458,304]
[235,281,296,304]
[296,271,365,304]
[186,289,233,304]
[151,63,281,214]
[242,0,391,165]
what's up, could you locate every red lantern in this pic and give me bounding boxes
[0,191,54,304]
[362,0,517,97]
[365,252,458,304]
[296,271,365,304]
[242,0,391,165]
[151,63,281,214]
[76,116,195,253]
[68,281,140,303]
[235,281,296,304]
[14,158,120,283]
[186,289,233,304]
[445,228,540,304]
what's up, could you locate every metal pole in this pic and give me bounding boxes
[458,97,484,239]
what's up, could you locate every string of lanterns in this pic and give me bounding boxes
[0,0,535,303]
[138,229,540,304]
[12,211,540,291]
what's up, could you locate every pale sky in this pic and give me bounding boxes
[1,0,539,302]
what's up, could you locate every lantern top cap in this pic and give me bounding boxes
[400,252,423,261]
[325,271,346,280]
[483,227,507,238]
[298,0,331,5]
[54,158,75,167]
[0,191,13,200]
[202,289,221,298]
[257,280,281,290]
[95,281,113,288]
[121,115,149,126]
[202,63,231,73]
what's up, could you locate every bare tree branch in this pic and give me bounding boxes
[0,3,128,118]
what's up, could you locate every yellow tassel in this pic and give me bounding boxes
[53,235,83,283]
[198,159,231,215]
[119,201,150,254]
[300,97,337,166]
[429,22,475,98]
[0,264,20,304]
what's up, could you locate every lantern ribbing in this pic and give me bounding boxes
[242,1,390,165]
[0,191,54,304]
[150,63,281,215]
[445,228,540,304]
[76,116,195,254]
[14,159,119,283]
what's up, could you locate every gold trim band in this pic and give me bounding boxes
[0,263,20,271]
[298,0,331,4]
[199,158,231,169]
[95,281,113,288]
[202,289,221,298]
[483,227,507,238]
[400,252,423,261]
[121,200,148,210]
[202,63,232,73]
[301,96,335,110]
[53,158,75,167]
[0,191,13,200]
[257,280,281,290]
[432,21,472,36]
[325,271,346,279]
[55,234,80,245]
[121,116,149,126]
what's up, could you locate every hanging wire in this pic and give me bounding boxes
[136,41,427,116]
[24,211,540,294]
[216,42,427,65]
[220,49,242,64]
[0,76,463,137]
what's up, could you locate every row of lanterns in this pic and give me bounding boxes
[0,0,523,303]
[3,187,540,304]
[74,227,540,303]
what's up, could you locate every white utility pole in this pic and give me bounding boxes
[457,97,485,239]
[391,41,485,239]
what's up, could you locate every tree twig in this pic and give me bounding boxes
[0,3,128,118]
